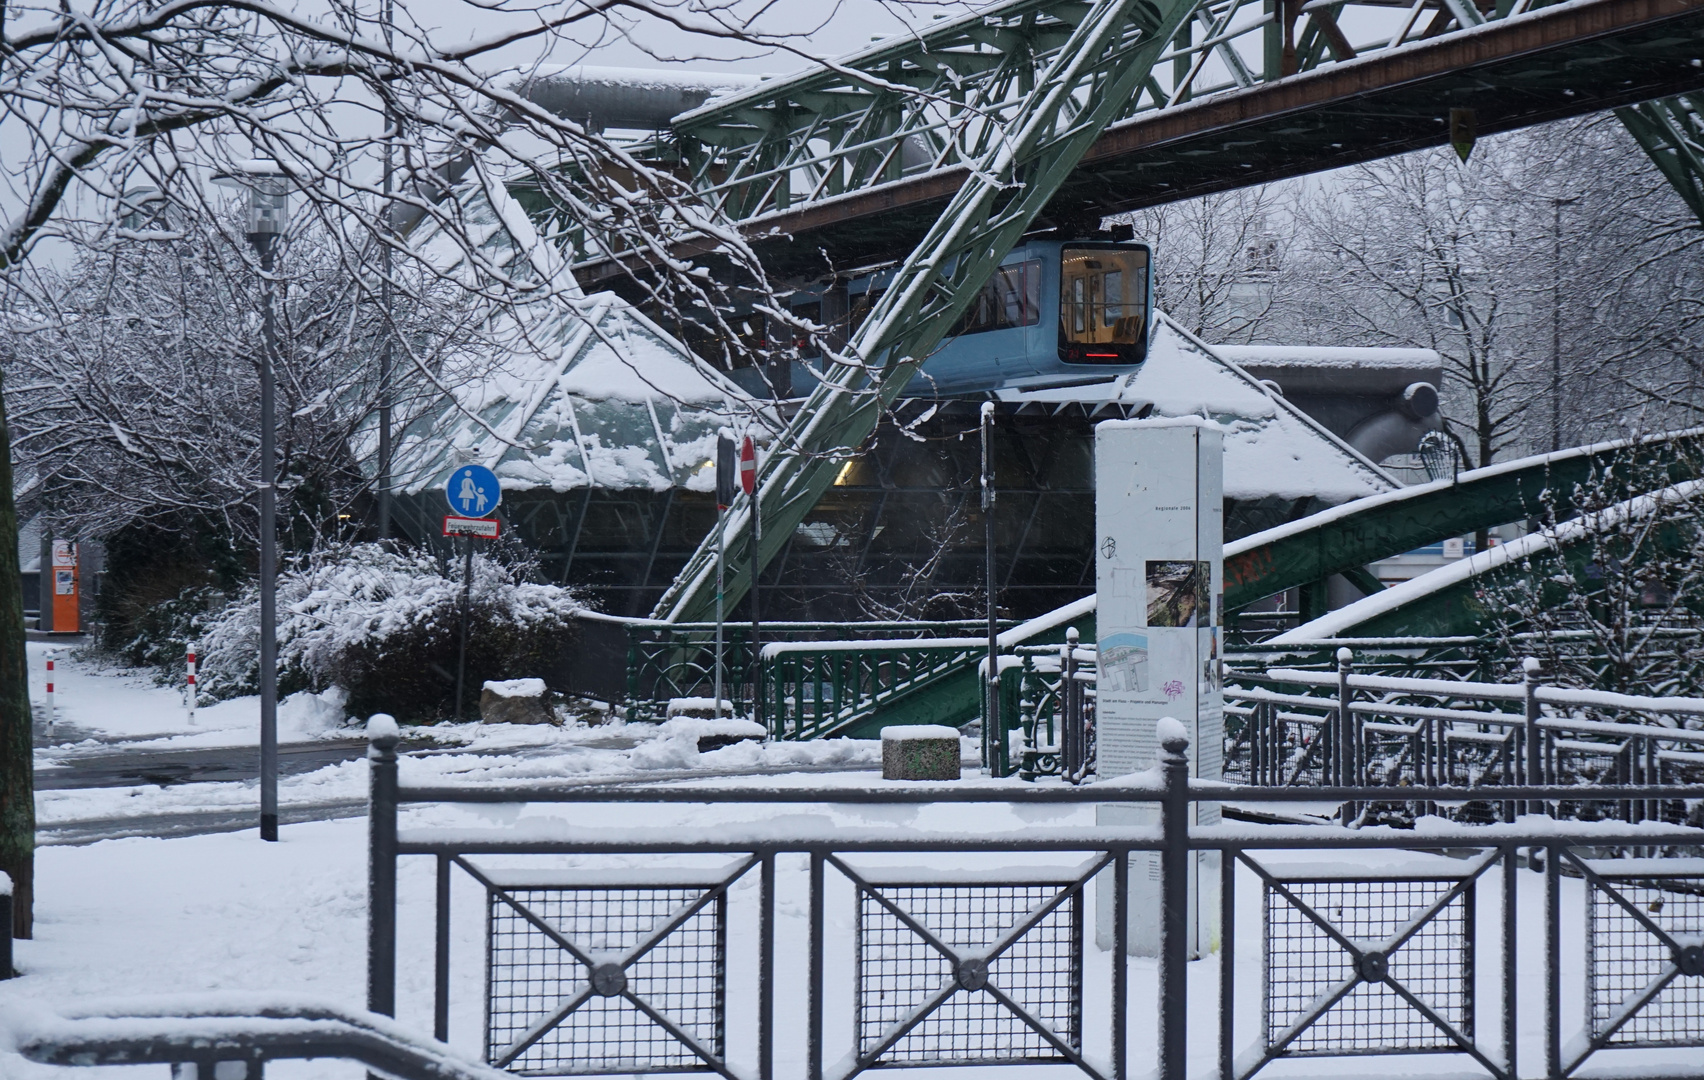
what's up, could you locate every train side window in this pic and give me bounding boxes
[952,260,1042,335]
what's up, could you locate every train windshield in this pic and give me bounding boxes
[1059,245,1150,364]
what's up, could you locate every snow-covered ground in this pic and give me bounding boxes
[25,641,350,748]
[25,643,886,832]
[7,650,1703,1080]
[8,800,1703,1080]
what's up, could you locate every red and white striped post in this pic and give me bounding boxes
[44,654,55,727]
[186,642,198,725]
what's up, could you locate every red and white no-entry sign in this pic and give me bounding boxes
[739,436,756,495]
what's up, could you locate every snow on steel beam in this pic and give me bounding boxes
[1270,477,1704,642]
[574,0,1704,289]
[651,0,1201,624]
[1223,428,1704,612]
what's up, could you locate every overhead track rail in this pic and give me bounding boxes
[576,0,1704,289]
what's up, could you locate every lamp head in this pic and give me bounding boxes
[212,161,290,238]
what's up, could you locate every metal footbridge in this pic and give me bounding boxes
[603,0,1704,631]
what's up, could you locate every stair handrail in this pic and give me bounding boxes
[5,995,506,1080]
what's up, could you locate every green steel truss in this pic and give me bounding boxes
[662,0,1533,226]
[1618,93,1704,226]
[652,0,1199,622]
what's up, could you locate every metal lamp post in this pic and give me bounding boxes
[216,165,289,842]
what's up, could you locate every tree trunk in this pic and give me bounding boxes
[0,374,34,938]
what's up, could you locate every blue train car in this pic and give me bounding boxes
[763,237,1152,398]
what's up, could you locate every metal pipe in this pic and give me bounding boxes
[1218,849,1235,1080]
[807,851,824,1080]
[1545,845,1560,1079]
[1336,647,1353,826]
[367,717,401,1019]
[1158,725,1190,1080]
[434,854,450,1042]
[390,781,1704,806]
[455,538,472,721]
[1111,845,1128,1080]
[759,852,775,1080]
[982,401,998,774]
[1502,845,1517,1079]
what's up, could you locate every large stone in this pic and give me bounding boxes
[479,678,554,725]
[881,725,962,780]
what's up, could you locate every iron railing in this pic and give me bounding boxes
[761,636,988,742]
[357,723,1704,1080]
[1224,650,1704,826]
[998,629,1095,782]
[10,997,515,1080]
[623,619,998,724]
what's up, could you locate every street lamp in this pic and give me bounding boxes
[214,163,289,843]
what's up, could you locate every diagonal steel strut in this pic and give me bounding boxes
[652,0,1201,623]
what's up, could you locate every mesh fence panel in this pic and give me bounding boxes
[486,886,724,1075]
[1265,878,1471,1055]
[1588,875,1704,1046]
[855,884,1080,1066]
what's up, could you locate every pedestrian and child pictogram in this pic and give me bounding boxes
[444,464,501,518]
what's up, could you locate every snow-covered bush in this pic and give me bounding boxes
[198,543,583,723]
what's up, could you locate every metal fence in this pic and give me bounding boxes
[362,725,1704,1080]
[1223,650,1704,826]
[623,619,1003,725]
[997,629,1095,781]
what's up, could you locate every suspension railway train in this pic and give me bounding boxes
[727,234,1155,399]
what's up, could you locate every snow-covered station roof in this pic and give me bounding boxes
[387,296,758,497]
[997,314,1400,503]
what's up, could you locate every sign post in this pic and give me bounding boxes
[740,435,759,723]
[714,437,736,719]
[443,464,502,721]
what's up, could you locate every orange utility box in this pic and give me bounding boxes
[42,540,79,633]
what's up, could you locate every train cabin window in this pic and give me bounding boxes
[953,260,1042,336]
[1059,245,1150,364]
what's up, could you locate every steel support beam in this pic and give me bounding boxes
[1618,93,1704,226]
[652,0,1200,623]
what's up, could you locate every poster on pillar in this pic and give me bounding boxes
[1093,418,1223,958]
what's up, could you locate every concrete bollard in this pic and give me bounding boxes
[881,725,961,780]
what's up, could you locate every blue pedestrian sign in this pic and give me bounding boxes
[445,464,502,518]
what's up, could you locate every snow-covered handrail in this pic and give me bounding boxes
[1262,665,1704,717]
[761,637,985,660]
[1264,667,1528,701]
[4,995,510,1080]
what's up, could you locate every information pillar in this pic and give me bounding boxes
[1093,417,1223,957]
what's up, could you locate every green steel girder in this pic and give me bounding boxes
[1618,93,1704,225]
[653,0,1200,624]
[1291,500,1704,639]
[575,0,1704,289]
[1223,429,1704,612]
